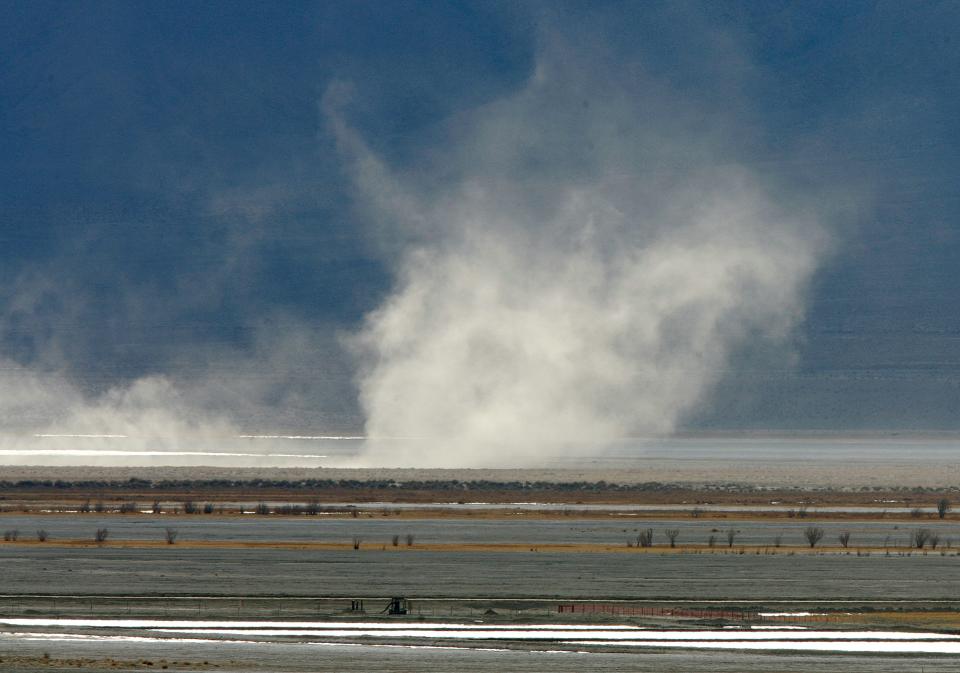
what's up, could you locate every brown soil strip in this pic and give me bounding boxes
[0,507,954,523]
[0,486,949,506]
[0,539,947,555]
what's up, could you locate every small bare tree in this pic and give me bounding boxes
[405,534,415,546]
[637,529,654,548]
[930,533,941,550]
[912,528,932,549]
[804,526,824,548]
[36,529,48,542]
[203,502,215,514]
[79,500,91,513]
[773,533,783,548]
[255,502,271,515]
[95,528,108,543]
[152,500,162,514]
[838,531,851,548]
[664,529,680,548]
[726,528,737,548]
[3,529,19,541]
[183,501,197,514]
[352,537,362,550]
[391,534,400,547]
[165,528,178,544]
[910,507,924,519]
[937,498,951,519]
[707,534,716,548]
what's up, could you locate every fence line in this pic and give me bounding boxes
[557,603,754,620]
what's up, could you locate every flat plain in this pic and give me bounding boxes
[1,455,959,671]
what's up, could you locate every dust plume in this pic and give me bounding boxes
[331,34,830,467]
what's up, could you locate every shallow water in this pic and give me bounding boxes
[0,545,958,601]
[0,514,954,550]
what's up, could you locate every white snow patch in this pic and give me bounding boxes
[570,639,960,654]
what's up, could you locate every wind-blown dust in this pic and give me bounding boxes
[331,42,828,467]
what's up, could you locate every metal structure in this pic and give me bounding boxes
[382,597,408,615]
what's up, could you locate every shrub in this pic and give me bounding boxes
[406,534,415,546]
[3,529,19,541]
[183,501,197,514]
[665,529,679,548]
[203,503,214,514]
[726,529,737,548]
[95,528,108,543]
[352,537,361,550]
[838,531,851,548]
[913,528,932,549]
[804,526,824,548]
[165,528,178,544]
[36,529,48,542]
[255,502,271,515]
[637,529,654,548]
[937,498,951,519]
[391,535,400,547]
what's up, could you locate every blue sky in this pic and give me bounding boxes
[1,1,960,437]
